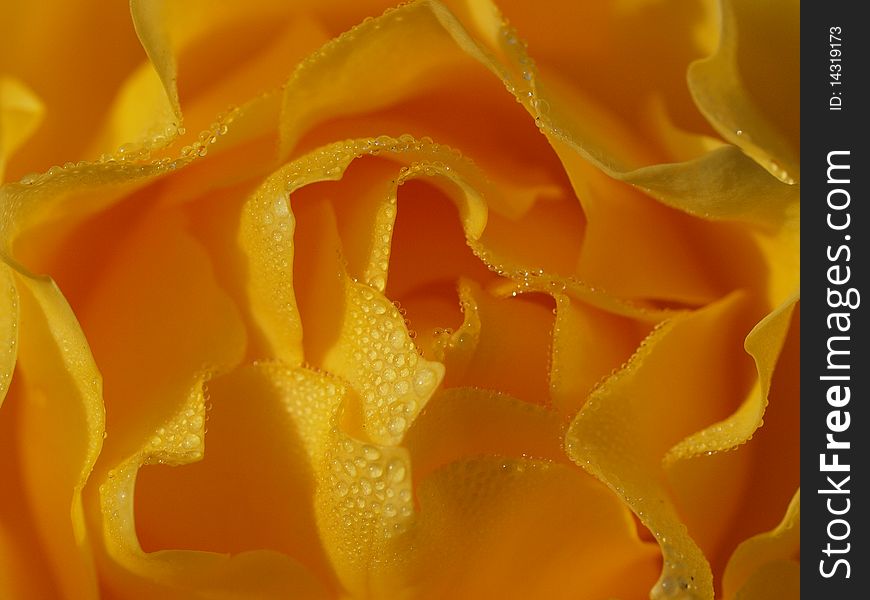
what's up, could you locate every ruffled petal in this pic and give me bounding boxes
[3,262,105,597]
[75,209,246,469]
[269,362,420,597]
[688,0,799,184]
[95,373,332,599]
[566,292,760,599]
[129,0,182,123]
[491,0,719,164]
[666,295,797,462]
[723,490,800,599]
[669,301,799,584]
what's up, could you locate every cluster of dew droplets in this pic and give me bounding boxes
[340,283,443,446]
[322,434,414,562]
[255,185,297,315]
[270,363,417,569]
[272,365,345,460]
[142,382,207,466]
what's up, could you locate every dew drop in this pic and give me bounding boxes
[413,368,436,396]
[362,445,381,461]
[182,433,200,450]
[388,416,407,436]
[387,459,406,483]
[388,329,404,350]
[274,195,290,217]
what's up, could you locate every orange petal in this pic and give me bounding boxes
[398,457,659,599]
[549,292,656,416]
[134,364,339,591]
[263,362,419,597]
[688,0,799,183]
[94,373,332,599]
[0,0,146,176]
[438,280,553,406]
[492,0,719,164]
[239,134,491,367]
[405,386,568,481]
[681,301,800,584]
[566,292,758,599]
[723,490,799,599]
[0,264,17,406]
[5,264,105,597]
[76,208,246,469]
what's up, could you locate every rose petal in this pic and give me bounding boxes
[130,0,313,123]
[239,134,491,367]
[0,77,44,183]
[95,372,331,599]
[623,146,798,227]
[666,295,797,462]
[84,62,180,161]
[290,60,571,225]
[385,178,497,354]
[549,292,655,416]
[438,280,553,406]
[688,0,799,184]
[670,302,799,582]
[262,362,419,597]
[73,209,245,470]
[560,150,767,305]
[2,156,187,249]
[134,364,339,590]
[279,0,583,248]
[278,1,493,158]
[404,387,568,481]
[566,292,759,599]
[3,264,105,597]
[270,0,785,312]
[396,457,660,599]
[321,276,445,445]
[0,0,145,176]
[727,560,799,600]
[491,0,719,163]
[0,264,17,406]
[0,450,58,598]
[723,490,800,599]
[463,1,798,232]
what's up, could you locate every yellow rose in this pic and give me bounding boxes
[0,0,798,598]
